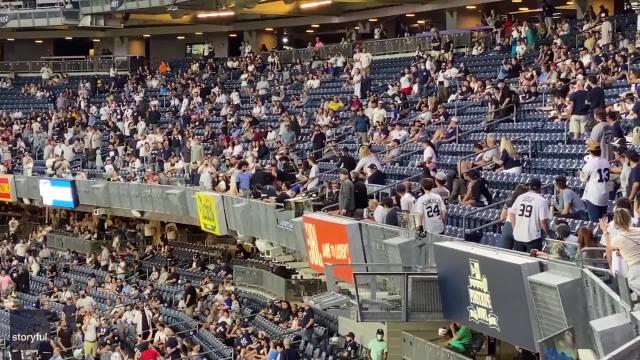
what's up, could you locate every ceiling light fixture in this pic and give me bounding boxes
[7,38,14,41]
[176,35,185,39]
[406,13,415,17]
[195,32,203,35]
[228,33,237,37]
[566,1,574,4]
[65,36,73,40]
[310,24,320,28]
[466,5,476,9]
[92,38,101,42]
[512,0,522,2]
[142,34,151,38]
[354,26,360,30]
[518,7,529,10]
[34,40,43,43]
[369,18,378,22]
[299,0,332,9]
[306,29,314,33]
[417,20,426,24]
[265,27,274,31]
[197,10,235,18]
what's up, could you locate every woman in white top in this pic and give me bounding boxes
[601,208,640,294]
[306,156,320,190]
[351,68,362,99]
[355,145,382,172]
[422,140,438,165]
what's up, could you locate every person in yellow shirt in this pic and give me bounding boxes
[327,96,344,112]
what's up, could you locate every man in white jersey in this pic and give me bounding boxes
[581,140,610,221]
[509,178,551,252]
[415,178,447,235]
[397,183,415,212]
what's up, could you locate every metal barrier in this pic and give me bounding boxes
[582,268,624,320]
[0,56,131,73]
[46,232,108,254]
[233,265,324,301]
[353,271,442,322]
[272,27,492,63]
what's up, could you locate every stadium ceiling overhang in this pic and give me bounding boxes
[0,0,503,37]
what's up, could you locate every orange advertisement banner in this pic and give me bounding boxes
[303,215,354,283]
[0,176,12,202]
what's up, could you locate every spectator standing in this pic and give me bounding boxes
[509,178,551,252]
[353,108,370,144]
[590,109,613,161]
[581,140,611,221]
[337,168,355,216]
[367,329,388,360]
[568,80,590,140]
[416,178,447,235]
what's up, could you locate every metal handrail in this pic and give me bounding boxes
[454,104,517,144]
[293,134,428,189]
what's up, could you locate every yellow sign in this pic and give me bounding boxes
[467,259,500,331]
[196,192,227,235]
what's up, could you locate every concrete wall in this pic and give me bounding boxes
[256,31,277,52]
[127,37,146,57]
[149,32,229,62]
[457,9,482,28]
[4,39,53,61]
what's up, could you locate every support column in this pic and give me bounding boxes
[243,30,257,53]
[575,0,593,20]
[446,9,458,30]
[113,36,128,56]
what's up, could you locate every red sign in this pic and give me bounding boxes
[0,176,12,202]
[303,215,355,283]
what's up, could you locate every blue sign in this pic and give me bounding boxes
[39,178,78,209]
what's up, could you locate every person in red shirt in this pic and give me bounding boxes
[139,343,161,360]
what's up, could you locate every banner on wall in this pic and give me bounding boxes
[302,214,362,283]
[0,175,16,202]
[434,241,541,351]
[39,179,78,209]
[195,192,228,236]
[110,0,125,10]
[0,14,15,28]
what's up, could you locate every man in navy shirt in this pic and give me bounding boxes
[568,79,590,140]
[299,304,315,342]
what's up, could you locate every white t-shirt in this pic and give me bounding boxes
[580,156,610,206]
[373,205,387,223]
[415,191,446,234]
[423,147,437,163]
[510,191,550,242]
[400,193,416,212]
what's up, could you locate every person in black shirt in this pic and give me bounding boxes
[366,164,386,185]
[277,301,293,323]
[275,182,291,205]
[431,32,442,52]
[299,304,315,342]
[310,125,326,159]
[568,79,590,139]
[338,147,357,172]
[37,335,55,360]
[56,320,74,359]
[338,332,359,359]
[183,280,197,316]
[352,171,369,210]
[383,197,401,226]
[607,111,626,147]
[586,75,605,112]
[165,333,181,360]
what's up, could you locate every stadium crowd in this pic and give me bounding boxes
[0,4,638,357]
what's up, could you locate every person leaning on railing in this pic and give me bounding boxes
[600,208,640,295]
